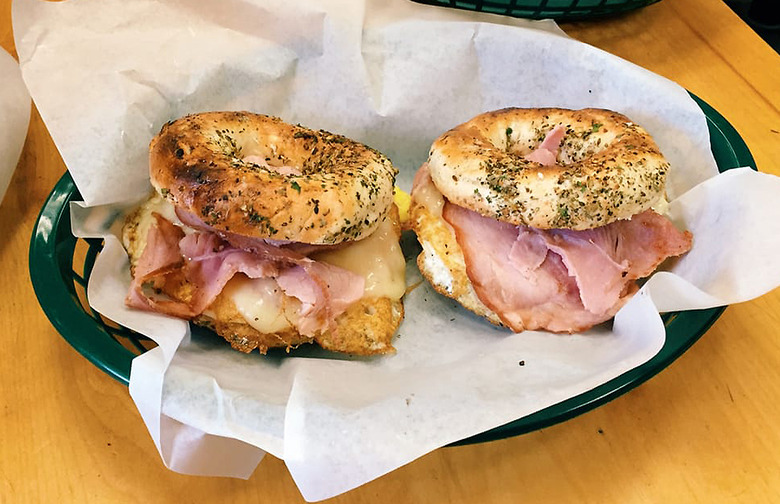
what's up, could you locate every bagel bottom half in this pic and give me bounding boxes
[196,290,404,355]
[408,165,503,328]
[123,194,405,355]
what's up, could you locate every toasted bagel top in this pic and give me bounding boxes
[427,108,669,230]
[149,111,397,244]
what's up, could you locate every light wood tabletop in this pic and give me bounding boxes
[2,0,780,502]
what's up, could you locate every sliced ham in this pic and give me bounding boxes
[126,214,195,318]
[536,228,629,315]
[177,231,280,315]
[507,228,548,277]
[523,125,566,166]
[276,263,365,336]
[126,213,365,336]
[133,213,185,280]
[539,212,692,314]
[443,202,692,333]
[175,207,345,256]
[606,211,693,279]
[443,203,599,332]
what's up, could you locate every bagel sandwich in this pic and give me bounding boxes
[123,111,405,355]
[409,107,693,333]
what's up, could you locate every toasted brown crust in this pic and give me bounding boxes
[428,108,669,230]
[195,295,403,356]
[149,111,397,244]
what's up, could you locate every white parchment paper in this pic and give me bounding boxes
[14,0,780,500]
[0,47,30,205]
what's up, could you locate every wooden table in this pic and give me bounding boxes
[3,0,779,501]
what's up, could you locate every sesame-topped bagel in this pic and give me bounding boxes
[150,111,397,244]
[427,108,669,230]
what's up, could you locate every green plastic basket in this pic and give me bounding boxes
[411,0,661,21]
[29,94,755,444]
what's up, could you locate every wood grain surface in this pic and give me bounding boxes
[2,0,779,502]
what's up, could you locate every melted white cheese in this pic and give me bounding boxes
[223,276,300,333]
[652,195,670,215]
[230,215,406,333]
[312,215,406,300]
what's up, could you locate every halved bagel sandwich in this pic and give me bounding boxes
[409,107,693,333]
[123,111,405,355]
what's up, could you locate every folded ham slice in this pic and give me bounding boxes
[126,213,365,336]
[523,124,566,165]
[442,202,692,333]
[126,214,194,318]
[175,206,346,256]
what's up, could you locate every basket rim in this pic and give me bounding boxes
[410,0,663,21]
[29,175,135,384]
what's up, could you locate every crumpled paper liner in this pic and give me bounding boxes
[0,48,31,205]
[15,0,780,500]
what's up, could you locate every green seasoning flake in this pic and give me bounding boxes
[291,181,301,193]
[591,122,602,133]
[160,188,170,197]
[506,127,513,136]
